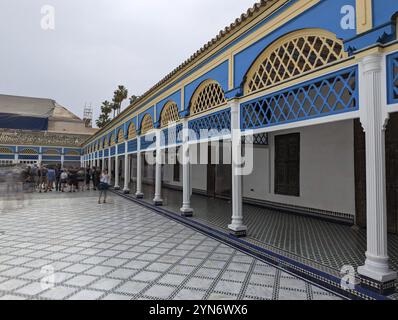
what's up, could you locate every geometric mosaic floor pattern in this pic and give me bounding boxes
[136,183,398,277]
[0,192,341,300]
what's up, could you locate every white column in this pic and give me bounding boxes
[61,155,65,169]
[38,147,42,165]
[108,150,112,185]
[358,54,397,287]
[114,154,120,189]
[153,130,163,206]
[180,119,193,216]
[135,138,144,198]
[123,141,130,194]
[228,100,247,237]
[102,153,105,172]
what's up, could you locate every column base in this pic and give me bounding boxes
[123,189,130,194]
[358,272,397,296]
[358,259,397,295]
[180,207,193,217]
[114,186,121,191]
[153,198,163,206]
[135,192,144,199]
[228,224,247,238]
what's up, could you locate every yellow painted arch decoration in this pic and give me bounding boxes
[0,147,13,154]
[244,29,348,95]
[189,79,226,116]
[141,114,154,135]
[128,122,137,140]
[160,101,180,128]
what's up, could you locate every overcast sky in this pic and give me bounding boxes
[0,0,255,126]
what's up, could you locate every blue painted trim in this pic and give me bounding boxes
[140,133,156,151]
[42,156,61,161]
[241,66,359,130]
[0,154,14,160]
[18,155,39,160]
[64,156,81,162]
[155,90,182,120]
[188,108,231,142]
[138,106,155,130]
[127,139,138,153]
[184,61,229,111]
[117,143,125,155]
[387,51,398,105]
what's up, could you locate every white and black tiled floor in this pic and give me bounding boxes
[135,184,398,278]
[0,192,341,300]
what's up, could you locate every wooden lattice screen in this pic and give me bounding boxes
[190,80,226,116]
[141,114,154,135]
[161,102,180,128]
[244,30,347,94]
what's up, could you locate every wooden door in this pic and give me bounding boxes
[354,119,367,228]
[274,133,300,197]
[386,113,398,234]
[355,115,398,234]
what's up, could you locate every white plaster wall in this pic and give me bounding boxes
[242,120,356,215]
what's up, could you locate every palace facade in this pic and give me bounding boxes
[0,94,96,167]
[2,0,397,297]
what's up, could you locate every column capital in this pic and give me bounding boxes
[360,53,383,73]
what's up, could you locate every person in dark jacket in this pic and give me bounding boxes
[55,165,62,192]
[85,168,91,191]
[93,167,101,191]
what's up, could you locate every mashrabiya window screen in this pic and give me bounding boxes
[245,30,347,94]
[161,102,180,128]
[128,123,137,140]
[190,80,226,116]
[19,148,38,155]
[110,134,116,146]
[0,147,13,154]
[242,67,357,130]
[118,129,124,143]
[141,114,154,135]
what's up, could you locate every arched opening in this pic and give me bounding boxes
[189,79,226,116]
[43,149,60,155]
[117,129,124,143]
[160,101,180,128]
[141,114,154,135]
[110,133,116,146]
[244,29,348,95]
[128,122,137,140]
[0,147,13,154]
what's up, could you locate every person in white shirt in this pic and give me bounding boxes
[60,171,68,192]
[98,170,110,204]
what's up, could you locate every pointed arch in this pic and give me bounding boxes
[189,79,226,116]
[160,101,180,128]
[141,114,154,135]
[244,29,348,95]
[128,122,137,140]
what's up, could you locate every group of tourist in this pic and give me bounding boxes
[0,164,111,205]
[24,164,100,193]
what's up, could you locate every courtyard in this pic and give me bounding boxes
[0,191,341,300]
